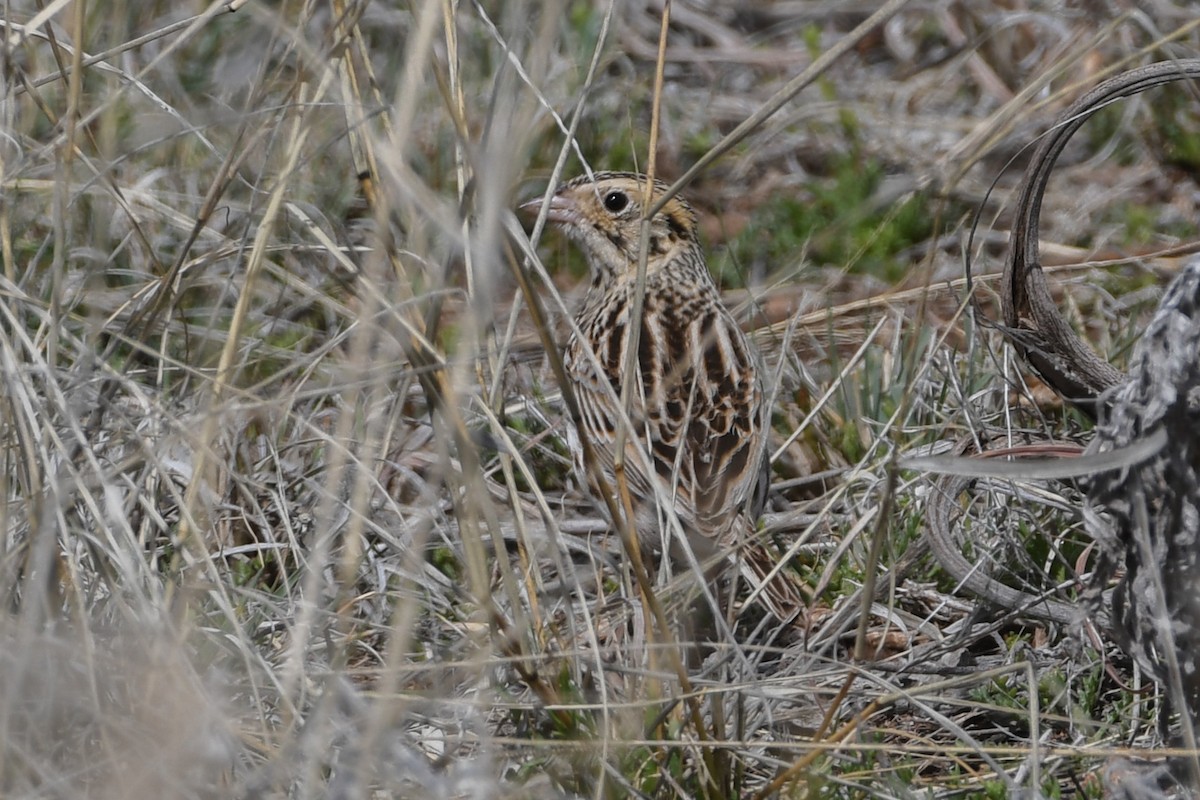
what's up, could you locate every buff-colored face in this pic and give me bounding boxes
[527,171,698,279]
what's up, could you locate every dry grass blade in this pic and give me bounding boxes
[903,427,1166,480]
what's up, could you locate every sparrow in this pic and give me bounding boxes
[525,171,799,620]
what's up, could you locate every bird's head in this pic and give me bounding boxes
[523,171,699,283]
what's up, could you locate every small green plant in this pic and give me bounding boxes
[1151,84,1200,174]
[1085,103,1141,167]
[715,155,937,283]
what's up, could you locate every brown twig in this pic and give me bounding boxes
[999,60,1200,418]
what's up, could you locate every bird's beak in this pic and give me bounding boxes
[520,192,579,226]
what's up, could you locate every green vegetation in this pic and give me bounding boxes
[717,156,938,284]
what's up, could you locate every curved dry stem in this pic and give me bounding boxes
[1000,59,1200,416]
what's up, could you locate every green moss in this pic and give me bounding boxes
[1087,83,1200,175]
[969,674,1024,711]
[1085,104,1140,167]
[430,545,460,581]
[568,1,611,59]
[1094,199,1195,248]
[983,780,1010,799]
[500,402,573,494]
[1101,265,1161,296]
[1151,84,1200,173]
[714,154,936,283]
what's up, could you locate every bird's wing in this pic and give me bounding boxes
[566,332,657,506]
[642,300,765,543]
[686,310,764,540]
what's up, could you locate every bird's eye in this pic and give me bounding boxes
[603,191,628,213]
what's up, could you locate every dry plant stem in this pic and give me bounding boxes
[439,0,493,576]
[350,2,449,534]
[852,464,897,661]
[905,433,1167,482]
[354,515,441,758]
[489,610,577,732]
[643,0,669,193]
[762,253,1189,347]
[7,0,71,44]
[812,671,857,744]
[649,0,910,217]
[73,121,269,485]
[10,10,223,95]
[442,0,471,214]
[0,119,10,283]
[588,2,720,779]
[469,5,561,420]
[471,391,617,701]
[18,50,163,280]
[758,662,1003,796]
[478,7,568,410]
[320,2,444,697]
[619,13,666,634]
[502,233,655,727]
[164,69,324,599]
[106,122,260,346]
[817,281,969,655]
[518,0,613,245]
[401,338,519,685]
[761,662,1033,798]
[379,1,441,177]
[953,16,1200,193]
[808,489,877,617]
[470,0,593,200]
[916,435,1183,628]
[48,0,86,371]
[427,2,474,349]
[283,25,424,724]
[442,1,563,732]
[0,14,17,284]
[329,0,381,203]
[32,13,268,453]
[326,6,528,734]
[497,456,542,638]
[3,14,224,165]
[771,315,888,461]
[1024,660,1041,790]
[1002,60,1200,417]
[23,0,88,622]
[854,183,957,661]
[487,0,611,444]
[611,30,664,584]
[474,15,571,668]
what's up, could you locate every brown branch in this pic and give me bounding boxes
[1000,59,1200,417]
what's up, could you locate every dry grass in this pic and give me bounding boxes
[0,1,1198,797]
